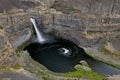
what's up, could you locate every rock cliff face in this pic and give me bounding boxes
[0,0,55,13]
[56,0,120,14]
[0,0,55,66]
[0,29,17,66]
[43,0,120,68]
[0,0,120,70]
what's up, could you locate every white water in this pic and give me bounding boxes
[61,48,69,54]
[58,48,72,57]
[30,17,45,43]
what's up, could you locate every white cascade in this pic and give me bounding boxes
[30,17,45,43]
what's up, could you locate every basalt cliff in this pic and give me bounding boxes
[0,0,120,80]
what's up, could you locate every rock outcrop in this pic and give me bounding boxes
[0,0,55,13]
[0,0,55,66]
[0,27,17,66]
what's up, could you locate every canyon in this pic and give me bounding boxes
[0,0,120,80]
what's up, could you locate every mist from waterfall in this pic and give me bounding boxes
[30,17,45,43]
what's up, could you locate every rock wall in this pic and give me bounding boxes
[0,0,55,13]
[0,0,120,68]
[53,0,120,14]
[0,27,17,66]
[0,13,32,66]
[0,13,51,66]
[42,0,120,68]
[42,12,120,50]
[0,0,55,66]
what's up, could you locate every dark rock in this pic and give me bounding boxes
[0,36,4,49]
[54,14,86,31]
[12,28,31,49]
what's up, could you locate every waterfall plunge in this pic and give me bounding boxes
[30,17,45,43]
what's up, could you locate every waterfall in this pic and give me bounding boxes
[30,17,45,43]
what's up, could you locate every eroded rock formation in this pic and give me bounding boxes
[0,27,16,66]
[0,0,120,79]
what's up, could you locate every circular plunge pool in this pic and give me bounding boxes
[24,38,120,75]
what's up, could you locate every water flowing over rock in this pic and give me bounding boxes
[30,17,45,43]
